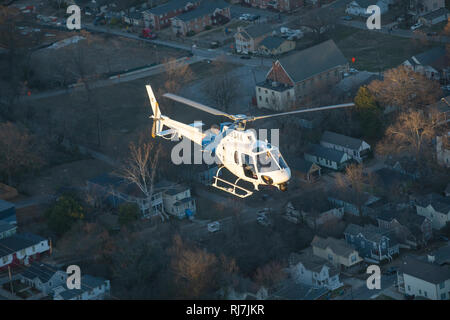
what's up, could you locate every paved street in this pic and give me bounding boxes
[338,20,450,43]
[336,273,398,300]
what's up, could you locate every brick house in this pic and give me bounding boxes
[255,40,349,110]
[257,36,296,56]
[143,0,200,30]
[171,0,230,35]
[243,0,304,12]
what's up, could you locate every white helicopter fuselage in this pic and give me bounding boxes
[213,125,291,191]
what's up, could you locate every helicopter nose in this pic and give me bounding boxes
[271,168,291,185]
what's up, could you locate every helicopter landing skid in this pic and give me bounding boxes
[212,167,253,198]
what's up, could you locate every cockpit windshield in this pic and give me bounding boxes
[256,148,287,173]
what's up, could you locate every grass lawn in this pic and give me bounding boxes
[328,25,441,72]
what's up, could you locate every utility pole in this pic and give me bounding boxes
[8,265,14,295]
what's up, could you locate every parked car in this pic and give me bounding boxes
[210,41,220,48]
[340,16,353,21]
[207,221,220,233]
[247,14,260,21]
[93,15,106,25]
[427,31,437,36]
[239,14,250,21]
[410,22,422,31]
[383,266,399,275]
[240,55,251,59]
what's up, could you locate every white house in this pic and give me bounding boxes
[52,275,111,300]
[320,131,371,163]
[397,255,450,300]
[415,193,450,230]
[158,183,196,219]
[19,262,67,295]
[0,233,50,270]
[287,249,343,290]
[304,144,351,171]
[345,0,388,16]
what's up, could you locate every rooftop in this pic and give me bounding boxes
[174,0,228,22]
[344,223,393,243]
[259,36,286,50]
[321,131,365,150]
[289,248,339,276]
[146,0,197,15]
[305,144,346,163]
[400,255,450,284]
[0,233,47,257]
[275,40,348,83]
[20,262,63,283]
[311,236,356,257]
[416,193,450,214]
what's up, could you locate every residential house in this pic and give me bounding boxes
[428,95,450,125]
[344,223,400,263]
[304,144,351,171]
[289,158,321,183]
[123,11,144,26]
[270,281,328,300]
[373,167,414,193]
[221,275,269,300]
[87,173,165,219]
[244,0,304,12]
[408,0,446,17]
[287,248,343,290]
[345,0,388,16]
[234,24,274,54]
[0,221,17,240]
[18,262,67,295]
[372,207,433,248]
[415,193,450,230]
[384,156,421,180]
[255,40,349,110]
[397,255,450,300]
[428,243,450,266]
[0,199,16,225]
[52,275,110,300]
[157,182,196,219]
[257,36,295,56]
[311,236,363,270]
[419,7,449,25]
[286,197,344,229]
[276,0,304,12]
[0,233,50,270]
[328,188,381,216]
[403,47,450,83]
[320,131,371,163]
[143,0,200,30]
[436,132,450,167]
[171,0,231,36]
[0,183,18,201]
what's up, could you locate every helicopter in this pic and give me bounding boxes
[146,85,354,198]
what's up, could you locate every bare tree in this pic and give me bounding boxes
[376,110,438,159]
[336,163,373,215]
[169,234,218,298]
[205,72,239,113]
[367,66,441,111]
[115,134,164,220]
[0,122,44,185]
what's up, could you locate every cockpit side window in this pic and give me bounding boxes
[256,152,278,173]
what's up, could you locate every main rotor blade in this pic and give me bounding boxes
[163,93,234,119]
[249,103,355,121]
